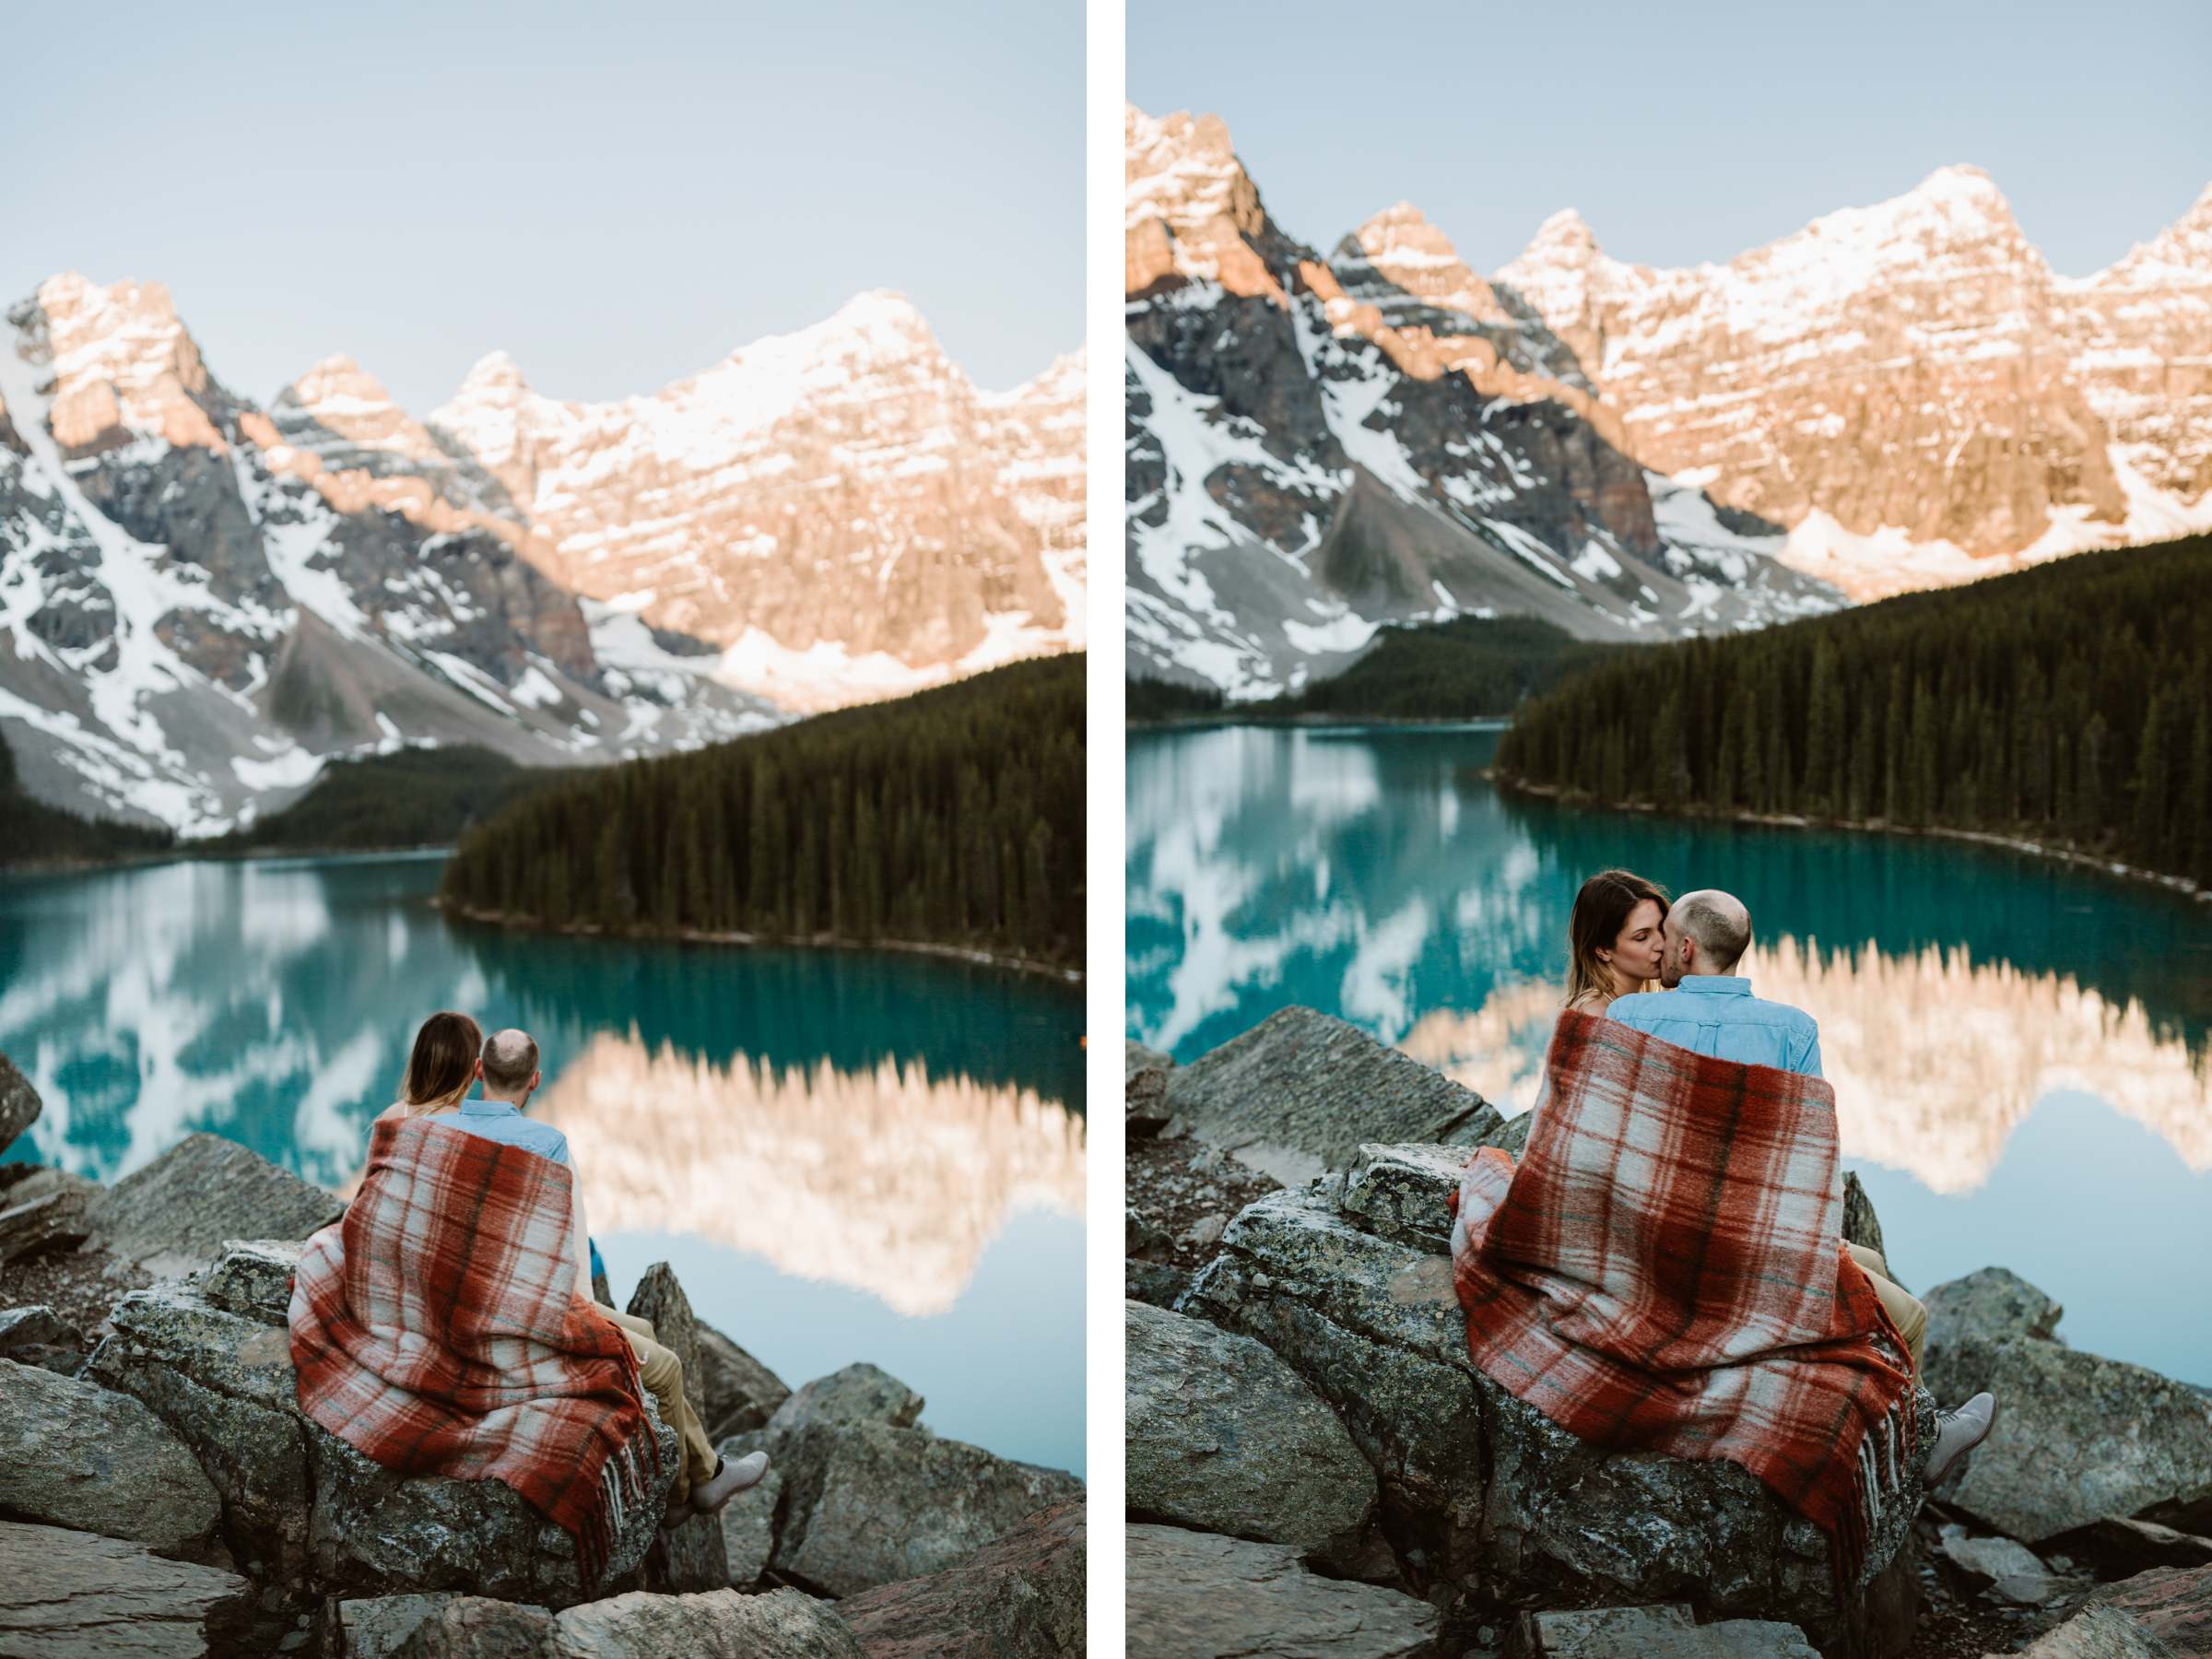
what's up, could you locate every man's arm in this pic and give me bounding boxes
[1794,1021,1825,1080]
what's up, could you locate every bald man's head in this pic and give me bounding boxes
[1660,889,1752,983]
[480,1028,541,1100]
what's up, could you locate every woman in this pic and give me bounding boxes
[1562,868,1669,1013]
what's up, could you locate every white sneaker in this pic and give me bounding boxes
[687,1449,771,1518]
[1925,1392,1997,1486]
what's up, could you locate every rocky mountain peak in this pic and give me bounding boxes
[1124,104,1288,300]
[272,354,446,466]
[14,272,229,455]
[1346,203,1502,319]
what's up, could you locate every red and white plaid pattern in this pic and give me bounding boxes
[289,1116,658,1585]
[1451,1010,1917,1585]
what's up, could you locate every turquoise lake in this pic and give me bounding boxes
[1128,722,2212,1389]
[0,853,1087,1476]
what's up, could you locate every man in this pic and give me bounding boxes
[1609,891,1996,1484]
[451,1029,767,1524]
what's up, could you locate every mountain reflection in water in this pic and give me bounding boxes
[530,1034,1084,1315]
[1401,936,2212,1192]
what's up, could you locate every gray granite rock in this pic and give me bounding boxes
[83,1243,677,1606]
[83,1134,344,1276]
[1477,1111,1535,1159]
[548,1587,865,1658]
[0,1517,255,1656]
[2014,1562,2212,1657]
[696,1315,789,1440]
[839,1499,1084,1659]
[717,1464,782,1588]
[0,1168,96,1267]
[1509,1603,1822,1656]
[2046,1513,2212,1578]
[1840,1171,1890,1277]
[625,1262,728,1592]
[768,1418,1083,1597]
[1937,1527,2065,1604]
[1126,1299,1375,1565]
[1923,1266,2065,1357]
[1180,1174,1932,1652]
[766,1361,925,1437]
[1335,1143,1469,1253]
[1127,1041,1174,1137]
[1124,1523,1438,1659]
[0,1354,222,1552]
[0,1050,39,1159]
[339,1593,551,1659]
[1164,1006,1500,1182]
[1920,1270,2212,1543]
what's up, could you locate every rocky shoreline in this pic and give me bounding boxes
[0,1053,1083,1657]
[1125,1010,2212,1658]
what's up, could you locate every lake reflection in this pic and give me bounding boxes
[1129,723,2212,1383]
[0,853,1087,1472]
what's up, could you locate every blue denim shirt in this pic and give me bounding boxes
[1606,976,1824,1078]
[437,1096,571,1164]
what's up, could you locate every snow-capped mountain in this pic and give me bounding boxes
[1495,168,2212,600]
[1125,106,1841,699]
[421,294,1082,711]
[1,275,1081,833]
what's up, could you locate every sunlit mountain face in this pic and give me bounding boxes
[1129,722,2212,1382]
[0,853,1088,1465]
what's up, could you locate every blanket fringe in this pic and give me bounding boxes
[570,1429,659,1592]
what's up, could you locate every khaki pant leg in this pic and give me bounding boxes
[595,1303,719,1494]
[1845,1242,1927,1377]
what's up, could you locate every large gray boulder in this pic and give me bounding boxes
[1127,1041,1174,1137]
[696,1316,790,1440]
[0,1354,222,1554]
[1124,1523,1439,1659]
[765,1361,924,1437]
[731,1416,1084,1597]
[1921,1268,2212,1543]
[0,1301,88,1374]
[0,1165,96,1268]
[0,1050,39,1159]
[1126,1299,1376,1566]
[1176,1142,1933,1653]
[838,1499,1085,1659]
[625,1262,729,1593]
[1509,1604,1822,1656]
[82,1240,678,1607]
[83,1133,344,1276]
[0,1518,256,1657]
[1163,1007,1500,1182]
[363,1588,866,1659]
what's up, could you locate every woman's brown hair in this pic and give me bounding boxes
[399,1011,483,1116]
[1565,869,1671,1009]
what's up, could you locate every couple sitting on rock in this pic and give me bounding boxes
[286,1010,764,1583]
[1452,870,1997,1586]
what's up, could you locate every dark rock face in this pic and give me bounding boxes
[1920,1267,2212,1544]
[1126,1041,1173,1137]
[1509,1603,1822,1656]
[1124,1523,1439,1659]
[2018,1561,2212,1656]
[625,1262,729,1593]
[1840,1172,1889,1274]
[1125,1300,1376,1567]
[83,1241,677,1608]
[0,1354,222,1554]
[696,1316,790,1440]
[839,1500,1085,1659]
[0,1049,39,1157]
[81,1133,344,1276]
[0,1517,257,1658]
[1163,1006,1500,1182]
[1174,1144,1932,1652]
[0,1302,86,1374]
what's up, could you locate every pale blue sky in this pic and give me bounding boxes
[1130,0,2211,281]
[1,0,1080,415]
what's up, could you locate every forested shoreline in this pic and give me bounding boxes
[440,654,1086,970]
[1494,535,2212,892]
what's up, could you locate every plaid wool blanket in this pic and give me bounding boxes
[1450,1010,1918,1585]
[289,1116,659,1585]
